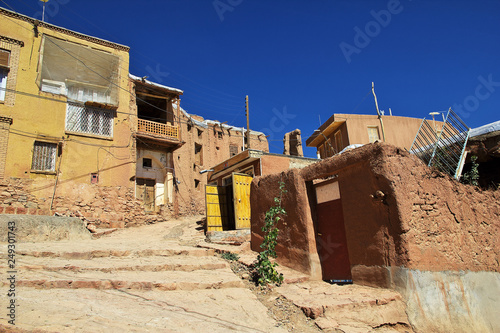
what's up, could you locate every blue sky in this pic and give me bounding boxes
[4,0,500,157]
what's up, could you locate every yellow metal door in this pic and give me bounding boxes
[232,173,252,229]
[206,185,227,231]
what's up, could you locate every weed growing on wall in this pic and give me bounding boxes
[255,181,286,286]
[461,155,480,186]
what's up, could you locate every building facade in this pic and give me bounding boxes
[0,8,269,225]
[306,113,426,158]
[0,8,141,225]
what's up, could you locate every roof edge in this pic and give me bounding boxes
[0,7,130,51]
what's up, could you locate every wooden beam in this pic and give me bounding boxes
[137,91,171,100]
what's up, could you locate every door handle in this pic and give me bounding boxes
[317,233,322,236]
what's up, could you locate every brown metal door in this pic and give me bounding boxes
[314,179,352,282]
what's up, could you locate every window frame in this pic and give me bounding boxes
[31,141,58,173]
[367,126,380,143]
[0,49,10,102]
[65,102,114,138]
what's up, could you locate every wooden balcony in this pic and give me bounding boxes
[137,118,180,144]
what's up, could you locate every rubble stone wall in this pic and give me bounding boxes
[0,178,169,227]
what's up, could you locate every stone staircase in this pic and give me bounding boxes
[276,281,413,333]
[0,218,287,333]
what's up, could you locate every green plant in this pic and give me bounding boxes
[461,155,479,186]
[221,252,239,261]
[255,181,286,286]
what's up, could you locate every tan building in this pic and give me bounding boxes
[306,113,426,158]
[129,74,269,216]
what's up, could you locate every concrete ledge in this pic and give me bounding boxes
[353,265,500,333]
[0,214,91,243]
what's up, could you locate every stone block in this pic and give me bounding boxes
[16,207,27,214]
[5,206,15,214]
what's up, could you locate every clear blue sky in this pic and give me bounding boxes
[4,0,500,157]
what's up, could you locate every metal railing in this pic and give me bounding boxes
[410,108,470,179]
[137,118,179,140]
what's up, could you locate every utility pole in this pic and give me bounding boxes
[40,0,49,22]
[245,95,250,149]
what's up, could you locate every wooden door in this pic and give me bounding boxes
[232,173,252,229]
[314,179,352,282]
[206,185,227,231]
[136,178,155,212]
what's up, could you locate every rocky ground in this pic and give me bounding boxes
[0,216,413,332]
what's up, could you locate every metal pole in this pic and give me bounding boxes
[245,95,250,149]
[372,82,386,142]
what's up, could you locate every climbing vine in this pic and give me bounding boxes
[461,155,479,186]
[255,181,286,286]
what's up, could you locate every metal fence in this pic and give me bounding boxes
[410,108,470,179]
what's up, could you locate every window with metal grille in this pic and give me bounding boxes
[31,141,57,172]
[65,102,113,137]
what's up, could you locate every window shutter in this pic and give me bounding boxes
[0,50,10,68]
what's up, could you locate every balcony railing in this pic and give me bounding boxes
[137,118,179,140]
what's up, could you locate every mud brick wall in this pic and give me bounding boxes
[251,143,500,283]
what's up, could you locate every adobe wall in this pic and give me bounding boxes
[250,169,322,279]
[174,111,268,215]
[252,143,500,332]
[343,114,424,150]
[299,143,499,279]
[253,143,500,280]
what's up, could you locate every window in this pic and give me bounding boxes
[195,143,203,165]
[0,49,10,102]
[217,131,223,139]
[367,126,380,143]
[142,158,152,168]
[65,102,113,137]
[91,173,99,184]
[31,141,57,172]
[194,179,201,191]
[334,130,343,153]
[229,145,239,157]
[0,68,7,102]
[197,129,203,137]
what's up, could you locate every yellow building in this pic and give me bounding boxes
[0,8,136,221]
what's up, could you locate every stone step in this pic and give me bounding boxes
[3,288,287,332]
[0,255,228,272]
[4,247,215,259]
[276,282,413,332]
[2,267,245,291]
